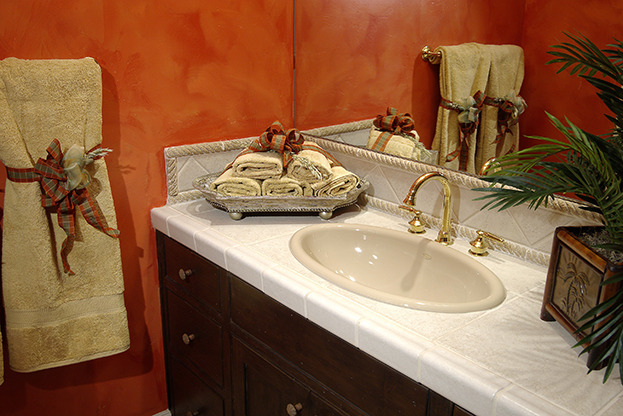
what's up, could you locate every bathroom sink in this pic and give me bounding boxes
[289,224,506,313]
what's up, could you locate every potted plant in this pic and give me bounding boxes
[474,33,623,384]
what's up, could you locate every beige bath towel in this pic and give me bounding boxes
[262,177,312,196]
[0,57,129,374]
[287,141,333,183]
[211,168,262,196]
[231,150,283,180]
[312,166,360,197]
[431,43,491,173]
[475,45,525,171]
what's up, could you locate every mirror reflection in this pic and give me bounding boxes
[294,1,616,175]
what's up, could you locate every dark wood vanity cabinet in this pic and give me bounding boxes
[157,231,474,416]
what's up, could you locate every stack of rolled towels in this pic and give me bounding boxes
[210,140,360,197]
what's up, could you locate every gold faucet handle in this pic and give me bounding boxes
[469,230,504,256]
[399,205,426,234]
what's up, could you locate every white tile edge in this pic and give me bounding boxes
[419,345,513,416]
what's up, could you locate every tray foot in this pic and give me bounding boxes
[319,211,333,220]
[229,212,243,220]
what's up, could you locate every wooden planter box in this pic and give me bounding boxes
[541,226,623,370]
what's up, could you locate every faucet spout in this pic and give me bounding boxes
[403,172,453,245]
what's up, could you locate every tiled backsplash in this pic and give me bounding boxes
[163,121,602,266]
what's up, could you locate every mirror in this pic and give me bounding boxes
[293,1,614,175]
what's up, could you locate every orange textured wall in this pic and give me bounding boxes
[0,1,621,415]
[0,1,292,415]
[519,0,623,149]
[294,0,526,146]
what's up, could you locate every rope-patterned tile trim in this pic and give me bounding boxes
[302,119,374,137]
[309,136,603,225]
[364,195,551,267]
[164,138,253,198]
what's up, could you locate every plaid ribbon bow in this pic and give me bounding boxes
[484,92,527,154]
[440,91,486,170]
[6,139,120,274]
[227,121,342,171]
[244,121,305,167]
[370,107,417,152]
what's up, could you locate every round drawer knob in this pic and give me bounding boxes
[286,403,303,416]
[182,333,196,345]
[178,269,193,280]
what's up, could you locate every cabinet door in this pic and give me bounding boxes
[232,338,352,416]
[169,356,225,416]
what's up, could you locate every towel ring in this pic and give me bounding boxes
[421,46,441,64]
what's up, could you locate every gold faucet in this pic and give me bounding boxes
[403,172,453,245]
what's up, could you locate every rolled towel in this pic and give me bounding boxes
[312,166,360,197]
[286,141,333,183]
[367,126,431,161]
[262,177,312,197]
[232,150,283,180]
[210,168,262,196]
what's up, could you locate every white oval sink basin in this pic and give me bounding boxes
[290,224,506,313]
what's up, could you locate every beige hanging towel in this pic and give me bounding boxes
[431,43,491,173]
[0,57,130,375]
[475,45,526,172]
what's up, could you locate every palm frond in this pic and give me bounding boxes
[474,33,623,385]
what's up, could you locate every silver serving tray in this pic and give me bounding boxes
[193,173,369,220]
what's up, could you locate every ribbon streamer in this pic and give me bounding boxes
[440,91,486,170]
[484,91,527,154]
[6,139,120,274]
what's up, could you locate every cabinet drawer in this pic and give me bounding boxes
[164,236,221,313]
[169,356,224,416]
[167,289,224,387]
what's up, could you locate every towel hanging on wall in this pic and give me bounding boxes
[431,43,491,173]
[0,57,130,378]
[475,45,526,170]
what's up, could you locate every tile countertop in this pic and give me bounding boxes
[151,201,623,416]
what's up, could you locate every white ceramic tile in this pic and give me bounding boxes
[177,157,210,192]
[464,208,529,246]
[361,165,398,203]
[194,229,239,270]
[171,199,215,218]
[191,150,241,174]
[331,153,378,180]
[419,346,510,416]
[262,265,317,317]
[350,294,486,341]
[305,290,364,345]
[166,214,209,251]
[598,393,623,416]
[338,130,369,146]
[473,246,548,297]
[225,245,276,289]
[494,385,575,416]
[381,165,423,204]
[357,317,432,383]
[150,206,181,235]
[208,213,325,244]
[436,296,623,416]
